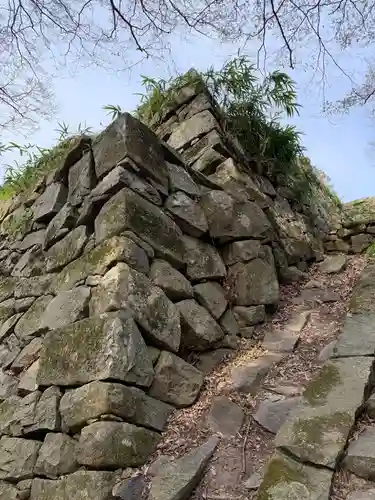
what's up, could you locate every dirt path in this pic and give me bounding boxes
[144,254,367,500]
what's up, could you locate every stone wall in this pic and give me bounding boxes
[325,197,375,254]
[0,84,342,499]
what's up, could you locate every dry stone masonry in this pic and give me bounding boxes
[0,80,351,499]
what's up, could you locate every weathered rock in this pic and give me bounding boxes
[262,326,301,353]
[14,295,53,339]
[193,282,227,319]
[30,471,117,500]
[177,299,224,350]
[299,287,340,305]
[149,259,193,301]
[12,248,45,278]
[206,396,244,436]
[0,481,20,500]
[231,353,283,395]
[191,147,226,175]
[112,475,148,500]
[166,191,208,237]
[148,436,219,500]
[333,314,375,357]
[183,235,226,281]
[257,452,332,500]
[0,437,41,480]
[275,357,373,468]
[95,188,185,267]
[18,360,39,395]
[11,338,42,374]
[222,239,262,266]
[325,238,350,253]
[34,433,78,478]
[52,234,150,292]
[77,421,160,468]
[0,371,18,401]
[0,336,22,370]
[60,381,173,432]
[166,162,201,196]
[254,395,300,434]
[32,183,67,222]
[37,310,154,387]
[149,351,204,408]
[219,310,240,336]
[93,112,168,191]
[148,346,161,365]
[24,386,61,434]
[227,259,279,306]
[44,203,78,249]
[68,151,96,206]
[319,254,347,274]
[17,230,45,251]
[46,225,88,272]
[352,233,373,253]
[233,305,265,327]
[366,393,375,418]
[40,287,90,331]
[14,276,53,298]
[90,162,162,206]
[90,263,181,352]
[0,314,21,343]
[0,278,17,303]
[239,327,255,339]
[350,263,375,313]
[15,297,35,313]
[200,190,271,241]
[346,490,375,500]
[168,110,217,150]
[195,349,231,374]
[343,427,375,479]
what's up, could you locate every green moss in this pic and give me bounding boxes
[366,242,375,258]
[303,363,342,406]
[257,455,307,500]
[290,411,352,455]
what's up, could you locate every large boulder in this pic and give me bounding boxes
[93,112,168,192]
[30,471,117,500]
[52,234,149,292]
[37,310,154,387]
[177,299,224,350]
[45,225,88,272]
[165,191,208,237]
[148,436,219,500]
[149,351,204,408]
[77,421,160,468]
[40,286,90,331]
[168,110,217,150]
[60,380,173,432]
[183,235,226,281]
[350,263,375,314]
[32,183,67,223]
[193,282,228,319]
[68,151,96,206]
[0,437,41,480]
[343,427,375,480]
[227,258,279,306]
[90,263,181,352]
[200,190,271,241]
[95,187,185,267]
[149,259,193,301]
[34,433,78,478]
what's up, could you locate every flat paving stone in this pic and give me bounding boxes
[254,395,301,434]
[275,357,373,469]
[333,313,375,357]
[206,396,244,437]
[257,451,332,500]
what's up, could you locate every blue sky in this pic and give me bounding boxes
[1,32,374,203]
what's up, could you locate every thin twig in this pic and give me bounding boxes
[242,418,251,473]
